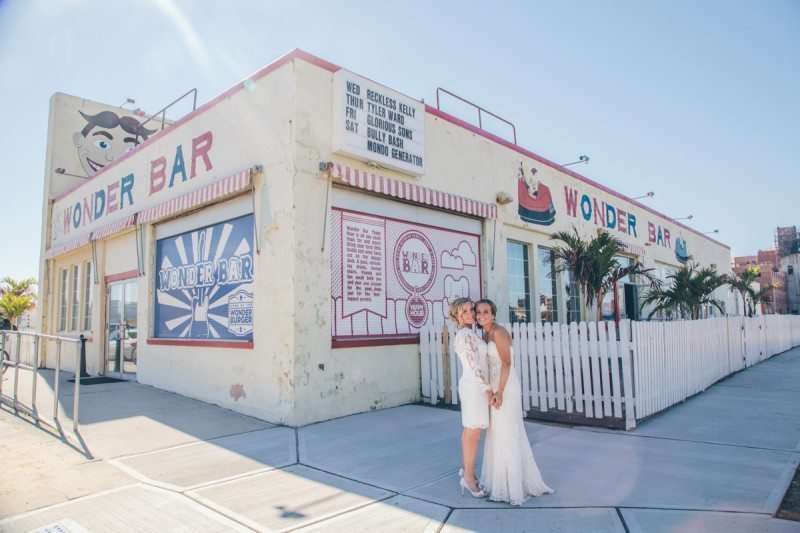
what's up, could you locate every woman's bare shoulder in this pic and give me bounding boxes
[490,324,512,344]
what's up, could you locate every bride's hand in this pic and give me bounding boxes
[484,389,494,405]
[493,391,503,409]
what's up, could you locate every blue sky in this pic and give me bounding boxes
[0,0,798,281]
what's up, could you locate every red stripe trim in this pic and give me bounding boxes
[333,164,497,218]
[332,334,419,348]
[147,338,253,349]
[136,169,251,224]
[104,269,139,282]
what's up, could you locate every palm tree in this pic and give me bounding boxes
[726,266,774,317]
[0,277,37,328]
[0,293,34,328]
[640,263,727,319]
[727,266,757,317]
[0,277,37,298]
[749,286,774,316]
[550,227,659,322]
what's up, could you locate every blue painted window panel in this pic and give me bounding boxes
[154,214,254,340]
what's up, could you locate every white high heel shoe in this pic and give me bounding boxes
[459,474,485,498]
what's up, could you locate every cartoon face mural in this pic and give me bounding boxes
[517,165,556,225]
[73,110,156,176]
[675,237,689,264]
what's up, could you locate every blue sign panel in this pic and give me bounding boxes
[155,214,254,340]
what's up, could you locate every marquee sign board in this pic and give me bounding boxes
[332,70,425,176]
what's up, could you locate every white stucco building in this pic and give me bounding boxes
[37,49,733,426]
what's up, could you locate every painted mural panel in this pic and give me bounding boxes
[514,163,696,264]
[155,214,254,340]
[331,208,481,338]
[47,94,226,249]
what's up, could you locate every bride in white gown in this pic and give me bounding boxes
[475,299,553,506]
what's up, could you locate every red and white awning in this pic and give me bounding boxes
[330,164,497,219]
[623,242,647,257]
[138,168,252,224]
[91,215,135,241]
[45,233,91,259]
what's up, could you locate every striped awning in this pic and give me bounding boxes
[91,215,135,241]
[45,233,91,259]
[623,242,647,257]
[331,164,497,219]
[138,168,252,224]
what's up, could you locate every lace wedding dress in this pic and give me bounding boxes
[479,341,553,505]
[453,327,491,429]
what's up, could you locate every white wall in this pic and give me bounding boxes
[135,61,299,423]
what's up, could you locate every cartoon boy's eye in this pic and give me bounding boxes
[124,146,135,153]
[93,139,110,149]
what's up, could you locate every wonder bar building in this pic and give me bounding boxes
[38,49,733,426]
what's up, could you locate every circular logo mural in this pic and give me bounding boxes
[393,230,437,295]
[406,294,428,327]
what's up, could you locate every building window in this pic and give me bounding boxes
[70,265,80,331]
[537,247,558,323]
[83,261,93,331]
[789,266,794,275]
[564,269,581,324]
[58,268,68,331]
[507,242,531,323]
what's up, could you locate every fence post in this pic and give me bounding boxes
[31,336,40,415]
[73,340,81,432]
[619,319,636,430]
[79,334,89,378]
[13,332,21,408]
[0,332,5,397]
[420,327,430,402]
[53,340,62,421]
[442,324,451,404]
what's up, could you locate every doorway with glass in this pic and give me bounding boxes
[105,279,138,380]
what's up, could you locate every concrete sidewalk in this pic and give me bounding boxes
[2,348,800,532]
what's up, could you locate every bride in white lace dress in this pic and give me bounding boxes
[475,299,553,505]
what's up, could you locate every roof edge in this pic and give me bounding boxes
[48,48,729,250]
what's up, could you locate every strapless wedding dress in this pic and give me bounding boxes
[479,341,553,505]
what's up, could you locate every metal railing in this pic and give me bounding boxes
[134,88,198,145]
[435,87,517,145]
[1,331,85,432]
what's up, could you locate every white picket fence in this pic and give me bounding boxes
[420,315,800,429]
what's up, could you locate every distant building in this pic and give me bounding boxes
[774,227,800,314]
[776,226,799,257]
[733,249,787,314]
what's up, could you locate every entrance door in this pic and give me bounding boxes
[105,279,138,379]
[623,283,640,321]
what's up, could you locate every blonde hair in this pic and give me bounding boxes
[448,297,473,324]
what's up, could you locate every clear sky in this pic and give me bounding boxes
[0,0,798,281]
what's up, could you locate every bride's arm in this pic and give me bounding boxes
[457,330,494,404]
[492,326,513,408]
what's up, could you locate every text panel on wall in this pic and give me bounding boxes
[331,208,481,339]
